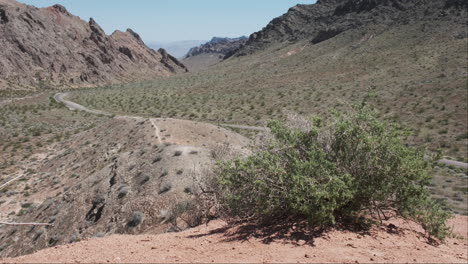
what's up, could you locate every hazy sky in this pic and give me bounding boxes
[17,0,315,43]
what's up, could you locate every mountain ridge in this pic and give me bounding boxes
[182,36,248,72]
[0,0,187,90]
[185,36,248,59]
[231,0,467,57]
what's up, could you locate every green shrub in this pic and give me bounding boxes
[214,104,451,241]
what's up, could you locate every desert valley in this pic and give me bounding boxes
[0,0,467,263]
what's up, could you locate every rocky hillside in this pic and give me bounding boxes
[232,0,467,57]
[182,36,247,72]
[0,0,187,91]
[185,36,247,59]
[0,116,249,257]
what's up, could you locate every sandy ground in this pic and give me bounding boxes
[2,216,467,263]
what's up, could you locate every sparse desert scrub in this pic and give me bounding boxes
[208,105,452,241]
[0,93,109,176]
[70,22,467,162]
[0,93,110,222]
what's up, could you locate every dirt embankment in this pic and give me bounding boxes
[2,216,467,263]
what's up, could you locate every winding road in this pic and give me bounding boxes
[439,159,468,169]
[54,93,468,169]
[53,93,113,117]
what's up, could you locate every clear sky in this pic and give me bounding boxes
[17,0,315,43]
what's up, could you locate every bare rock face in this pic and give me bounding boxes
[231,0,467,57]
[0,0,187,90]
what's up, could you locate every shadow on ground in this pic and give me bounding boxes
[188,219,374,246]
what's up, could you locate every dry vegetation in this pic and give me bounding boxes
[0,93,108,172]
[0,107,250,256]
[0,93,110,221]
[72,22,467,163]
[67,21,468,215]
[0,14,466,259]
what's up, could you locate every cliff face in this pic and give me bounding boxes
[232,0,467,56]
[0,0,187,90]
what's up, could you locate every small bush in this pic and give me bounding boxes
[214,104,451,241]
[118,185,129,199]
[127,211,144,227]
[139,175,150,185]
[159,183,171,194]
[167,200,203,230]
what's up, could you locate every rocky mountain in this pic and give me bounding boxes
[231,0,467,57]
[185,36,248,58]
[182,36,247,72]
[148,40,208,59]
[0,0,187,90]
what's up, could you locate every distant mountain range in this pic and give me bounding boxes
[0,0,187,90]
[148,40,207,59]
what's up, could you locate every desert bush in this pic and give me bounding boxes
[117,185,129,199]
[127,211,144,227]
[166,200,203,231]
[159,183,172,194]
[213,104,451,241]
[139,175,150,185]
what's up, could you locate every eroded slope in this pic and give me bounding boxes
[0,116,249,257]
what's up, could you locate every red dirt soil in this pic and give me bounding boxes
[2,216,467,263]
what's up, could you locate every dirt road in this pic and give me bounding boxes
[220,123,268,131]
[54,93,468,169]
[439,159,468,169]
[54,93,113,117]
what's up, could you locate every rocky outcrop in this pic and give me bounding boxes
[159,48,188,73]
[0,0,187,90]
[185,36,247,59]
[231,0,467,57]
